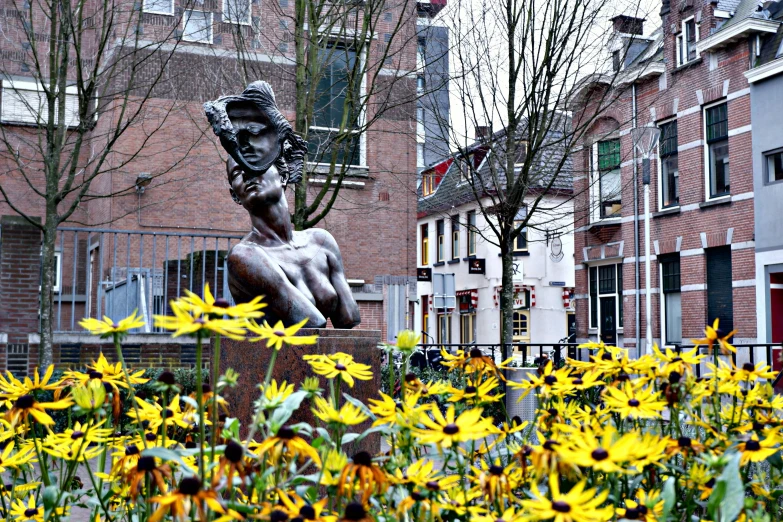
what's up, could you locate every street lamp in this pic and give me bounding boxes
[631,125,660,354]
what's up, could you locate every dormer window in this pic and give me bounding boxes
[676,17,700,66]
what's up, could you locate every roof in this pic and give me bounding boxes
[756,0,783,66]
[417,118,573,216]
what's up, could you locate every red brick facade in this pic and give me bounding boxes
[573,5,758,351]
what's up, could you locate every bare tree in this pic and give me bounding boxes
[0,0,201,365]
[427,0,657,355]
[224,0,423,229]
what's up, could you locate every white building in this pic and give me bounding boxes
[415,133,575,354]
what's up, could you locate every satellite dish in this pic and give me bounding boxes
[550,236,564,262]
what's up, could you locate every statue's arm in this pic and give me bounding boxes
[227,243,327,328]
[318,231,361,329]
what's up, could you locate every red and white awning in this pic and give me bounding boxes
[562,287,575,308]
[493,284,535,308]
[456,289,479,308]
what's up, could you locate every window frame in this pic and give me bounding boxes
[460,311,475,344]
[182,10,213,44]
[421,171,435,197]
[308,41,367,168]
[590,138,622,221]
[467,211,477,256]
[587,262,624,334]
[143,0,174,15]
[222,0,251,25]
[676,16,700,67]
[659,254,682,347]
[703,101,730,200]
[512,310,530,343]
[437,313,452,345]
[0,79,80,127]
[436,219,445,262]
[764,147,783,185]
[450,215,460,260]
[420,223,429,266]
[52,250,62,293]
[657,118,680,210]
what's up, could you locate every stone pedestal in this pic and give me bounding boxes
[220,328,382,452]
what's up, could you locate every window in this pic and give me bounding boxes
[592,139,622,219]
[421,171,436,196]
[1,80,79,127]
[422,295,429,339]
[659,120,679,208]
[417,143,425,169]
[223,0,250,24]
[660,255,682,345]
[587,263,623,335]
[513,141,528,173]
[143,0,173,15]
[460,298,475,344]
[513,207,527,252]
[467,211,477,256]
[706,246,734,334]
[676,17,700,66]
[451,215,460,260]
[458,156,472,183]
[589,266,598,328]
[437,313,452,344]
[705,102,729,198]
[309,43,362,166]
[436,219,445,262]
[183,10,213,43]
[765,149,783,183]
[53,251,62,293]
[420,224,429,265]
[512,310,530,342]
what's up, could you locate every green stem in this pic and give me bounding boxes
[210,333,221,482]
[196,334,206,479]
[113,334,147,448]
[263,349,279,389]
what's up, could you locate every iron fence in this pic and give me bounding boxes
[54,227,243,333]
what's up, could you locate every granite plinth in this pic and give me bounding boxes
[220,328,382,452]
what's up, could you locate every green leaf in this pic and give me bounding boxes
[707,452,744,522]
[341,433,360,445]
[142,447,192,470]
[766,450,783,471]
[42,485,59,510]
[342,392,375,419]
[661,476,676,520]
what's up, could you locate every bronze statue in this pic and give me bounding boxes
[204,81,361,329]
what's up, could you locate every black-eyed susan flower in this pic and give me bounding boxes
[79,309,146,338]
[472,459,523,503]
[338,451,387,504]
[178,283,266,319]
[738,433,779,465]
[127,395,191,432]
[277,490,328,522]
[615,489,664,522]
[472,506,527,522]
[42,421,112,461]
[691,318,737,354]
[154,302,247,340]
[304,352,372,387]
[559,427,639,473]
[5,393,72,427]
[62,352,149,394]
[125,455,172,497]
[211,439,249,488]
[602,382,667,419]
[247,318,317,349]
[391,458,458,490]
[521,474,613,522]
[251,425,321,466]
[10,495,45,522]
[0,366,60,404]
[149,476,223,522]
[340,502,373,522]
[413,405,494,449]
[447,375,502,403]
[0,440,36,473]
[312,396,368,426]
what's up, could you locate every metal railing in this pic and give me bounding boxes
[54,227,243,333]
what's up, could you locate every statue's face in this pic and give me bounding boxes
[228,157,284,213]
[226,100,279,173]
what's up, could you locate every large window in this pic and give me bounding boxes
[706,103,729,198]
[420,224,429,265]
[706,246,734,334]
[459,294,475,344]
[223,0,250,24]
[309,43,362,166]
[660,255,682,345]
[182,10,213,43]
[0,80,79,127]
[659,120,679,208]
[467,211,477,256]
[593,139,622,219]
[451,215,460,260]
[436,219,445,262]
[676,17,699,66]
[588,264,623,338]
[765,148,783,183]
[512,310,530,342]
[143,0,173,14]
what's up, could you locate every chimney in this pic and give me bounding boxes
[475,126,490,142]
[610,15,645,35]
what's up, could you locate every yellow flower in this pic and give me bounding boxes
[0,366,60,404]
[251,425,321,466]
[320,449,348,486]
[447,375,502,403]
[10,495,45,522]
[312,396,369,426]
[739,434,779,465]
[558,427,639,473]
[154,302,247,340]
[247,318,317,349]
[602,382,667,419]
[5,394,73,427]
[62,352,149,393]
[0,440,36,473]
[304,352,372,387]
[178,283,266,319]
[127,395,191,431]
[521,475,613,522]
[393,330,421,352]
[149,476,223,522]
[691,318,737,354]
[71,378,108,411]
[79,309,146,337]
[257,379,295,410]
[414,405,494,448]
[42,421,112,461]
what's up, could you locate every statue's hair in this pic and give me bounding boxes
[204,81,307,186]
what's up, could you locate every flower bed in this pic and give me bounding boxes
[0,286,779,522]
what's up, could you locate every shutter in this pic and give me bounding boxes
[706,246,733,333]
[2,87,45,124]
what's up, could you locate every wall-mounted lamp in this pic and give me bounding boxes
[135,173,152,194]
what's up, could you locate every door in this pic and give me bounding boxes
[566,312,576,342]
[600,296,617,346]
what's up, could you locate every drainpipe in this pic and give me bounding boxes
[632,84,641,357]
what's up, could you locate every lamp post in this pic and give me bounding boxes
[631,125,661,354]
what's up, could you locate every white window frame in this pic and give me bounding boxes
[659,257,682,348]
[182,10,213,44]
[143,0,174,16]
[53,250,62,293]
[587,261,623,336]
[308,41,367,168]
[656,117,680,211]
[589,139,622,223]
[0,79,79,127]
[222,0,251,25]
[676,16,700,67]
[702,99,730,202]
[512,309,530,344]
[764,147,783,185]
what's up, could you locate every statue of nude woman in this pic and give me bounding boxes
[204,81,361,329]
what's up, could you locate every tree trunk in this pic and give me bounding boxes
[499,235,515,365]
[39,217,57,369]
[291,0,308,231]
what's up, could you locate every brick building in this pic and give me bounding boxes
[0,0,433,372]
[572,0,781,354]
